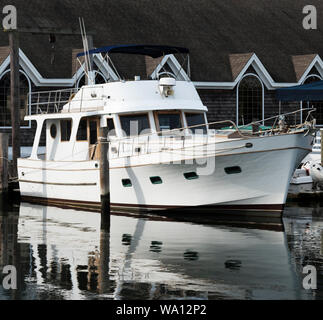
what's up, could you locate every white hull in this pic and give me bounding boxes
[18,132,312,214]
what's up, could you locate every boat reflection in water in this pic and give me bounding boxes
[0,202,322,300]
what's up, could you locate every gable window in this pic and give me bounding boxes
[185,113,207,134]
[0,70,31,128]
[76,71,108,89]
[120,113,150,136]
[61,119,72,141]
[76,118,87,141]
[155,111,182,131]
[303,75,323,125]
[237,75,263,126]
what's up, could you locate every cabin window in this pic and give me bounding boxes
[120,114,150,136]
[150,176,163,184]
[76,118,87,141]
[0,71,30,128]
[224,166,242,174]
[60,119,72,141]
[107,118,116,136]
[156,111,182,131]
[50,123,57,139]
[89,120,98,144]
[184,172,199,180]
[185,113,207,134]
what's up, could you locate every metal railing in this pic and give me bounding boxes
[28,85,106,115]
[28,88,78,115]
[108,108,316,159]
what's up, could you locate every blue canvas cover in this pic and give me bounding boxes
[276,80,323,101]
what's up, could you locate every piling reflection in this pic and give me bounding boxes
[0,202,321,300]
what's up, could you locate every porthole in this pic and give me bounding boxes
[224,166,242,174]
[150,176,163,184]
[122,179,132,187]
[50,123,57,139]
[184,172,199,180]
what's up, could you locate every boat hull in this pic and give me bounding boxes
[18,132,313,215]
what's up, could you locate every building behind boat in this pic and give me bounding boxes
[1,0,323,148]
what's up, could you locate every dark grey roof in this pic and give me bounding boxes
[1,0,323,82]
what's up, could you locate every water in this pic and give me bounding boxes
[0,201,322,300]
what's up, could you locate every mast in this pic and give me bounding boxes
[78,17,95,86]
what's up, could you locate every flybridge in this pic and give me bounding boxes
[26,80,206,117]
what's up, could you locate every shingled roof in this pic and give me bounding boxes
[0,0,323,82]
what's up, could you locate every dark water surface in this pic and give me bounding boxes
[0,201,322,300]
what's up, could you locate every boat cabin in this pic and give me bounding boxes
[23,45,210,162]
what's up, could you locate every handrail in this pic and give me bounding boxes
[106,108,316,160]
[28,86,106,115]
[111,108,315,143]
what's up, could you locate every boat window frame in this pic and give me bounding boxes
[76,117,88,141]
[106,117,117,137]
[154,110,184,133]
[50,123,57,139]
[184,111,207,134]
[119,112,151,137]
[60,118,72,142]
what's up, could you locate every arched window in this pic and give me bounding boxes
[76,71,107,89]
[303,75,323,125]
[0,70,31,128]
[237,75,263,126]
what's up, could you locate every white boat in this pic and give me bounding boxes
[289,168,313,195]
[293,131,323,191]
[17,45,316,215]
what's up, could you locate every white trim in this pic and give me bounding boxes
[0,55,10,75]
[92,54,119,81]
[150,54,190,81]
[236,73,264,126]
[194,53,323,90]
[0,68,32,129]
[302,73,323,84]
[298,55,323,84]
[0,49,118,88]
[1,49,323,92]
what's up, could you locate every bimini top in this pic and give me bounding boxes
[276,80,323,101]
[77,44,189,58]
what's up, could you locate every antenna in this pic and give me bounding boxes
[78,17,94,85]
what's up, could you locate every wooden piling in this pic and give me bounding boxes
[321,128,323,164]
[99,126,110,217]
[0,133,9,193]
[9,31,21,178]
